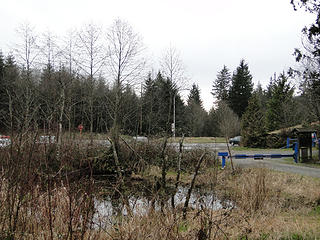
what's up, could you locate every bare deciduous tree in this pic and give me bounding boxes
[13,22,40,139]
[14,22,40,80]
[40,30,61,70]
[160,45,186,89]
[76,23,106,137]
[106,19,145,145]
[160,45,188,137]
[38,30,62,133]
[61,29,80,134]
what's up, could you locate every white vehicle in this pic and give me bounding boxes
[133,136,148,142]
[229,136,241,146]
[0,135,11,148]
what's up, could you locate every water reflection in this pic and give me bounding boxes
[94,186,232,227]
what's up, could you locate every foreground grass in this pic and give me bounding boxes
[1,166,319,239]
[131,167,320,239]
[1,136,319,239]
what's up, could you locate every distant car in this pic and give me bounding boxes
[0,135,11,148]
[229,136,241,146]
[133,136,148,142]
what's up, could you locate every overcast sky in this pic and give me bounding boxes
[0,0,314,111]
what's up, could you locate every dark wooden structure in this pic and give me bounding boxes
[291,128,315,162]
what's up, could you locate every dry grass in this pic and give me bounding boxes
[0,179,99,239]
[214,168,320,239]
[100,168,320,239]
[1,134,319,239]
[0,167,319,239]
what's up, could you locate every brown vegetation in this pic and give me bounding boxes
[0,135,319,239]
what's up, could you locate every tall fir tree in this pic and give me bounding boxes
[0,52,5,130]
[241,93,266,147]
[142,72,187,135]
[187,83,202,106]
[142,73,158,135]
[228,59,253,118]
[0,55,20,131]
[265,73,294,131]
[254,82,269,114]
[212,65,231,102]
[186,83,207,137]
[203,108,219,137]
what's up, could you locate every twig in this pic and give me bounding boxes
[119,135,145,171]
[161,136,168,188]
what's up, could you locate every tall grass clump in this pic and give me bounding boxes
[0,133,100,239]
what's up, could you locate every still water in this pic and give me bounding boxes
[93,186,232,227]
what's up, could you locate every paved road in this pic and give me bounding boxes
[232,158,320,178]
[169,142,320,178]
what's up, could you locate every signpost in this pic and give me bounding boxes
[78,124,83,137]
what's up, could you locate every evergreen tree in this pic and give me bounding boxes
[156,74,179,134]
[228,59,253,118]
[0,55,20,131]
[38,64,59,129]
[0,51,4,81]
[121,84,140,135]
[265,73,294,131]
[254,82,269,114]
[186,83,207,136]
[142,73,157,135]
[0,52,6,130]
[187,83,202,106]
[241,94,266,147]
[203,107,219,137]
[212,65,231,102]
[142,72,178,135]
[174,93,188,136]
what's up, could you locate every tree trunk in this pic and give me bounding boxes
[183,151,206,219]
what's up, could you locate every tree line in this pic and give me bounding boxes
[211,59,314,147]
[1,10,319,144]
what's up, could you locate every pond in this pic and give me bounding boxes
[93,185,233,228]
